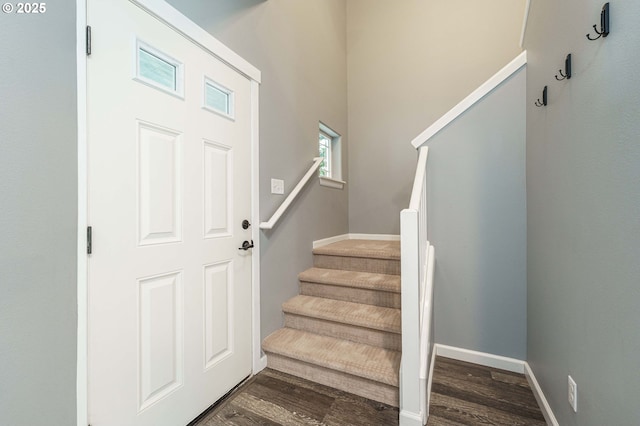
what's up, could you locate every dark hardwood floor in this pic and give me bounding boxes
[193,357,545,425]
[192,368,399,425]
[427,357,546,426]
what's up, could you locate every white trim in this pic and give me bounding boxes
[249,80,264,374]
[408,147,429,211]
[426,342,437,413]
[250,80,263,375]
[520,0,532,48]
[399,410,423,426]
[348,233,401,241]
[400,208,422,423]
[319,176,346,190]
[318,121,342,182]
[312,233,401,249]
[319,122,340,138]
[256,355,268,372]
[130,0,261,82]
[312,234,350,249]
[411,51,527,149]
[434,344,525,374]
[525,362,560,426]
[418,244,435,424]
[259,157,323,230]
[76,1,88,425]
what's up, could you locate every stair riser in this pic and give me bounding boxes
[313,254,400,275]
[299,282,400,308]
[284,313,401,351]
[265,353,399,407]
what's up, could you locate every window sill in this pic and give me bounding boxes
[319,176,346,190]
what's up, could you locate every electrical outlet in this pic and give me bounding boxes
[271,178,284,195]
[568,375,577,412]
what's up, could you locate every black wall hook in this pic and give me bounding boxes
[555,54,572,81]
[587,2,609,40]
[535,86,548,107]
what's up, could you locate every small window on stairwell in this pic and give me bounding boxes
[319,131,332,177]
[318,122,345,189]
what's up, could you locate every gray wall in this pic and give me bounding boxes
[525,0,640,424]
[425,69,527,359]
[347,0,526,234]
[0,4,78,426]
[165,0,349,340]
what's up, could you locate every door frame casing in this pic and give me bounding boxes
[76,1,264,425]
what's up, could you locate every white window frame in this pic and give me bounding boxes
[318,122,345,190]
[319,130,332,177]
[133,38,185,99]
[202,76,235,120]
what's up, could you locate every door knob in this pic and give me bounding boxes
[238,240,254,250]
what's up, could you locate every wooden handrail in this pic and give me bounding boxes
[259,157,323,230]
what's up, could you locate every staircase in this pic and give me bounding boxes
[262,239,401,407]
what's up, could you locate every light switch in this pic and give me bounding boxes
[271,178,284,195]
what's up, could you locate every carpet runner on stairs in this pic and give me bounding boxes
[262,239,402,407]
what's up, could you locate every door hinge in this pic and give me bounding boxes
[87,226,92,255]
[86,25,92,56]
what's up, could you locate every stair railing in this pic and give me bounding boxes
[400,146,435,426]
[259,157,323,230]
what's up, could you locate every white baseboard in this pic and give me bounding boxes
[349,233,401,241]
[524,362,559,426]
[434,344,525,374]
[254,354,267,374]
[312,234,350,248]
[399,409,423,426]
[313,233,401,248]
[426,344,437,410]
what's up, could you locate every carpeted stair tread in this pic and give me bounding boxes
[283,295,401,334]
[298,267,400,293]
[262,328,400,387]
[313,239,400,260]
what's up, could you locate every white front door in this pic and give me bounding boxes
[87,1,254,424]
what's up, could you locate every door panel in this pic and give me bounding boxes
[203,141,233,238]
[138,271,183,410]
[203,261,233,368]
[138,122,183,245]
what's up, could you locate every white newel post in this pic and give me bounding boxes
[400,208,423,426]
